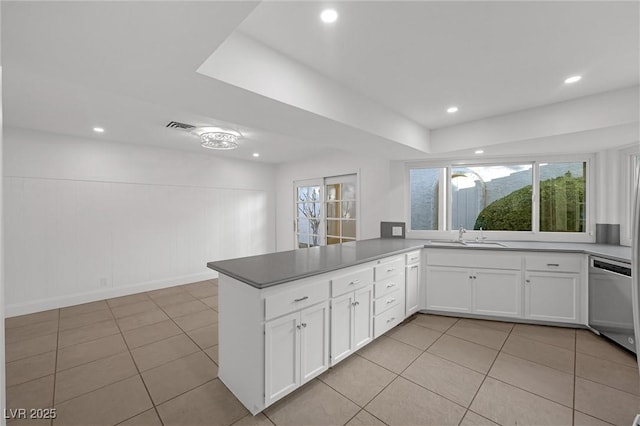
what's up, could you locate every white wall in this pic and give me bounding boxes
[3,127,276,316]
[0,62,7,422]
[275,151,393,251]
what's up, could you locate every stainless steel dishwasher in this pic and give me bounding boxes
[589,256,634,353]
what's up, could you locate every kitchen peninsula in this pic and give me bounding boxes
[207,238,631,414]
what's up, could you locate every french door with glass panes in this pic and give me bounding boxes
[294,174,357,248]
[295,179,324,249]
[325,175,357,245]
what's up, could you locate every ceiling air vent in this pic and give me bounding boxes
[165,121,195,130]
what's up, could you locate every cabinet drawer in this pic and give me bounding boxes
[427,249,521,270]
[374,258,404,281]
[265,280,330,320]
[525,254,583,273]
[374,278,403,298]
[373,289,402,315]
[331,268,374,297]
[374,303,404,338]
[405,250,421,265]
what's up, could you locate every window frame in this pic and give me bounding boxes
[405,154,595,243]
[620,145,640,247]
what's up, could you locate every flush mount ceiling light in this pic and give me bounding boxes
[475,149,484,154]
[447,106,459,113]
[564,75,582,84]
[252,153,260,158]
[93,127,105,133]
[321,9,338,23]
[191,127,242,150]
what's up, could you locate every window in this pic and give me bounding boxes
[452,164,532,231]
[621,150,640,247]
[409,168,441,230]
[408,158,591,239]
[294,174,358,248]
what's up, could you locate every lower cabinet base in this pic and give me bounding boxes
[420,309,588,329]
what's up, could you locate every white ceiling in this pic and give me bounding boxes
[2,1,638,164]
[239,1,639,128]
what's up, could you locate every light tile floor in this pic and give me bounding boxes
[5,279,640,426]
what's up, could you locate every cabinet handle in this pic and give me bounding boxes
[387,317,396,323]
[386,283,396,288]
[352,301,360,306]
[387,267,395,272]
[301,323,307,328]
[473,276,477,279]
[386,297,396,304]
[410,265,419,269]
[469,276,473,279]
[294,296,309,303]
[526,279,531,283]
[349,279,360,285]
[296,324,302,329]
[547,263,560,267]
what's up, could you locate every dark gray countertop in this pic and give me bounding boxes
[207,239,428,289]
[207,238,632,288]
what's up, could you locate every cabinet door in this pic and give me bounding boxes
[405,264,420,316]
[525,272,579,323]
[425,266,472,313]
[330,293,353,365]
[265,312,300,405]
[353,285,373,351]
[474,269,521,318]
[300,302,329,384]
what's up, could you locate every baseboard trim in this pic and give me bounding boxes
[5,271,218,317]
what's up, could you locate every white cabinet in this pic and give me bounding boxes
[523,253,584,324]
[473,269,522,317]
[524,271,579,323]
[265,301,329,406]
[330,285,373,365]
[373,256,405,337]
[405,250,421,316]
[425,266,472,313]
[425,266,520,317]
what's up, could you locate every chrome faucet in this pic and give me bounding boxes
[476,227,487,242]
[458,226,467,241]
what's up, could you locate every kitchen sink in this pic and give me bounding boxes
[427,240,507,248]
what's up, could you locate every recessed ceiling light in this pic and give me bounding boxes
[447,106,459,113]
[564,75,582,84]
[475,149,484,154]
[93,127,105,133]
[320,9,338,23]
[252,153,260,158]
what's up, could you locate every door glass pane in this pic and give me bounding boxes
[297,218,309,235]
[452,164,533,231]
[308,234,321,247]
[410,168,441,230]
[326,184,340,201]
[326,202,341,219]
[297,233,309,249]
[341,183,356,200]
[327,237,341,245]
[539,162,586,232]
[342,201,356,219]
[342,220,356,238]
[326,219,340,237]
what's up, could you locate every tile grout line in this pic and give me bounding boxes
[573,328,577,426]
[105,297,166,426]
[50,309,61,426]
[461,322,515,426]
